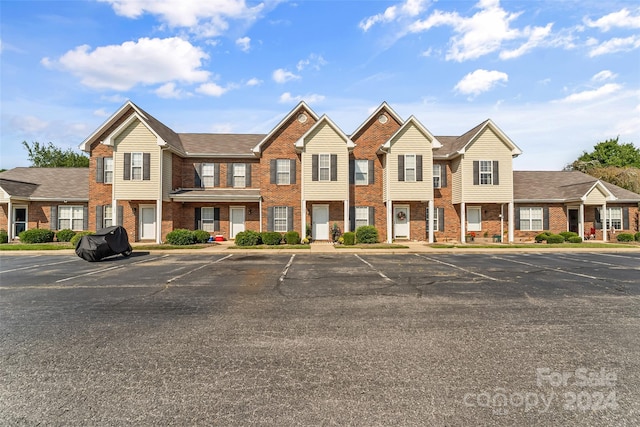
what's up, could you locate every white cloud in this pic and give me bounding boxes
[196,82,228,97]
[42,37,210,91]
[155,82,188,99]
[584,8,640,32]
[359,0,430,31]
[93,109,110,117]
[555,83,622,103]
[272,68,300,84]
[98,0,265,38]
[588,35,640,57]
[296,54,327,71]
[591,70,616,82]
[246,78,262,86]
[10,115,50,133]
[454,69,508,97]
[406,0,553,62]
[279,92,325,104]
[236,36,251,52]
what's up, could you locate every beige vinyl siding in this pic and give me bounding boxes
[460,128,513,203]
[0,189,9,203]
[162,150,172,201]
[113,119,161,200]
[451,157,462,204]
[302,122,349,200]
[584,186,608,205]
[387,124,434,201]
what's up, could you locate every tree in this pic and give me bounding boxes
[22,141,89,168]
[567,137,640,193]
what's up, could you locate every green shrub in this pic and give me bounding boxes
[616,233,634,242]
[261,231,282,245]
[559,231,579,241]
[285,231,300,245]
[70,231,94,247]
[545,234,565,244]
[355,226,379,244]
[18,229,55,243]
[0,229,8,244]
[535,232,551,243]
[635,232,640,242]
[234,230,261,246]
[56,229,76,242]
[568,236,583,244]
[343,231,356,246]
[166,229,195,245]
[192,229,211,244]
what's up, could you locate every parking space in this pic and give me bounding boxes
[1,251,639,425]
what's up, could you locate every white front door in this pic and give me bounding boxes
[140,206,156,240]
[230,207,245,238]
[312,205,329,240]
[394,206,410,239]
[467,207,482,232]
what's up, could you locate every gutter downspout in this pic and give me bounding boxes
[7,199,12,240]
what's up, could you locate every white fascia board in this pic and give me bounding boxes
[581,180,616,202]
[294,114,355,152]
[350,102,404,138]
[102,111,165,147]
[380,115,440,150]
[79,100,137,152]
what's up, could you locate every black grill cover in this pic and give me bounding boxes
[75,226,132,262]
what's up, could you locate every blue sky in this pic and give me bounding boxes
[1,0,639,171]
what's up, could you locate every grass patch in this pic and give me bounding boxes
[429,242,635,249]
[0,243,73,250]
[229,244,310,250]
[336,243,410,249]
[132,244,209,250]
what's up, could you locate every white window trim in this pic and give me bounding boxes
[355,206,369,228]
[355,160,368,186]
[519,207,543,231]
[201,207,216,232]
[131,152,143,181]
[273,206,288,233]
[103,205,113,228]
[233,163,246,188]
[276,159,291,185]
[433,163,441,189]
[104,157,113,184]
[426,207,438,231]
[404,154,416,182]
[202,163,216,187]
[604,207,623,230]
[479,160,493,185]
[319,154,331,182]
[59,205,84,231]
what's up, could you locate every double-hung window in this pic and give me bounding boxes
[59,206,84,230]
[355,207,370,228]
[103,205,113,228]
[479,160,493,185]
[104,157,113,183]
[202,164,216,187]
[606,207,622,230]
[519,207,543,231]
[131,153,143,180]
[273,206,288,232]
[319,154,331,181]
[277,159,291,185]
[433,164,441,188]
[201,207,216,232]
[355,160,368,185]
[425,208,438,232]
[233,163,246,188]
[404,154,416,182]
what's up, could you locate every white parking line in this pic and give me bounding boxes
[278,254,296,283]
[354,254,394,282]
[1,258,80,274]
[492,255,600,280]
[598,253,640,260]
[56,264,125,283]
[416,254,501,281]
[554,254,621,267]
[166,254,233,283]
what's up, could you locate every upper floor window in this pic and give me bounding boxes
[398,154,423,182]
[277,159,291,185]
[355,160,369,185]
[473,160,499,186]
[433,164,441,188]
[123,152,150,181]
[104,157,113,183]
[312,154,337,182]
[59,206,84,230]
[233,163,246,187]
[519,207,543,231]
[319,154,331,181]
[202,164,216,187]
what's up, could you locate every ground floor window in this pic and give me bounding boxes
[605,207,622,230]
[274,206,288,232]
[201,207,219,232]
[103,205,113,228]
[519,207,543,231]
[59,206,84,230]
[425,207,438,231]
[355,207,370,228]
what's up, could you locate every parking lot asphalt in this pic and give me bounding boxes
[1,251,639,426]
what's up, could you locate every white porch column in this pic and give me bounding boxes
[460,202,466,243]
[386,201,393,243]
[259,199,263,233]
[508,201,514,243]
[602,203,607,242]
[428,200,434,243]
[344,200,349,236]
[579,204,585,239]
[156,199,162,244]
[500,204,504,243]
[7,199,13,240]
[301,199,306,240]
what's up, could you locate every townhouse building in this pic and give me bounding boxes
[2,100,638,243]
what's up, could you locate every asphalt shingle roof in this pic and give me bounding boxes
[0,168,88,200]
